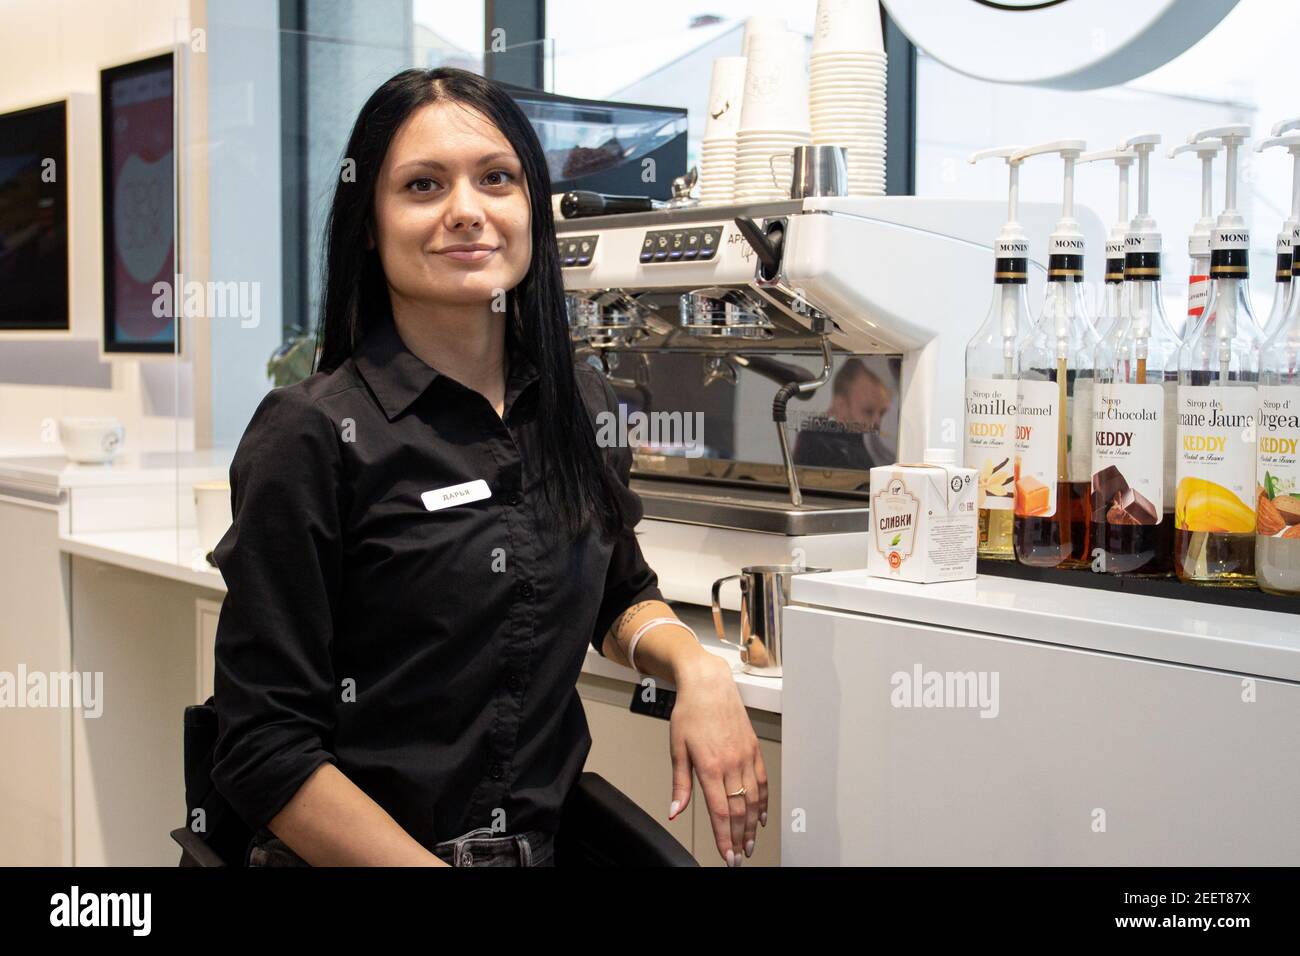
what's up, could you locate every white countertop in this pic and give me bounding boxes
[0,449,233,497]
[60,527,226,591]
[792,569,1300,683]
[58,527,781,713]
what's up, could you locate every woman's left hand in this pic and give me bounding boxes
[666,652,768,866]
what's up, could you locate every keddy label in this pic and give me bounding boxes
[1258,386,1300,532]
[1092,382,1165,515]
[1175,386,1258,532]
[1014,379,1060,517]
[964,377,1016,510]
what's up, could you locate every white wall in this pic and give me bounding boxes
[0,0,195,457]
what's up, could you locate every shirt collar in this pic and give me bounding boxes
[352,312,540,422]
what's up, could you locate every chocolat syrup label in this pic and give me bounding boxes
[964,378,1017,511]
[1014,379,1060,517]
[1091,383,1165,520]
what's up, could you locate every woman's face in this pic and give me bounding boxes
[374,99,532,311]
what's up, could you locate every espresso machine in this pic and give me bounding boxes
[556,194,1072,606]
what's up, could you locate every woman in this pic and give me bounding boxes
[210,67,767,867]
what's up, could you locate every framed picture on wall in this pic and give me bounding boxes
[100,51,177,354]
[0,99,70,331]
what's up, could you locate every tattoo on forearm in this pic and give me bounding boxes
[608,600,657,641]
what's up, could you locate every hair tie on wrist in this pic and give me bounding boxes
[626,617,697,674]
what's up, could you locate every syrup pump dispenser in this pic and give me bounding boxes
[1078,145,1135,342]
[1256,120,1300,596]
[1092,134,1181,575]
[1174,125,1261,586]
[964,145,1033,560]
[1008,139,1096,568]
[1255,121,1300,340]
[1186,124,1263,354]
[1168,138,1222,331]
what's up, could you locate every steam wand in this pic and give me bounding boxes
[774,330,834,507]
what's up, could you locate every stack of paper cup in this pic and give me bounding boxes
[741,15,787,58]
[809,0,887,196]
[734,30,811,203]
[700,56,747,205]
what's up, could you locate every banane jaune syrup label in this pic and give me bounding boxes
[1176,386,1258,532]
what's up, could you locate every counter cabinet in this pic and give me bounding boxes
[782,572,1300,865]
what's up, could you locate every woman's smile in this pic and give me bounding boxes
[435,243,498,263]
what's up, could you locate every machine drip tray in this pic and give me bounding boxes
[630,477,870,535]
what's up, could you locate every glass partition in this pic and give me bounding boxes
[170,1,559,573]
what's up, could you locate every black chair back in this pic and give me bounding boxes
[172,699,253,866]
[557,772,698,866]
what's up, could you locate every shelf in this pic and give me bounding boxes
[976,558,1300,616]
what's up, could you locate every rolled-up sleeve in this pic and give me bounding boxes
[588,374,666,656]
[209,385,343,831]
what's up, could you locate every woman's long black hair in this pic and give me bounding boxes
[315,67,622,541]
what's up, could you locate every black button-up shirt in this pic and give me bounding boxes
[210,310,664,850]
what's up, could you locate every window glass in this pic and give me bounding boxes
[546,2,817,168]
[915,0,1299,334]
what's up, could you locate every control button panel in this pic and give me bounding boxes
[557,235,598,268]
[639,226,724,264]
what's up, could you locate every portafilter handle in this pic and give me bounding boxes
[732,216,782,278]
[561,190,658,219]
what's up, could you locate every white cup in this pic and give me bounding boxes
[812,0,885,57]
[704,56,748,140]
[738,30,809,133]
[741,15,788,59]
[194,480,232,561]
[59,417,125,464]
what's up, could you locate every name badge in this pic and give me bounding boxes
[421,479,492,512]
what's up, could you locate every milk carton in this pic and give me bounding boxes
[868,448,979,583]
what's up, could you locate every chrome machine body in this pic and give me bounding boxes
[556,195,1067,603]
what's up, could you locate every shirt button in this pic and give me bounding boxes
[506,490,523,506]
[490,763,504,780]
[518,581,534,599]
[507,673,523,692]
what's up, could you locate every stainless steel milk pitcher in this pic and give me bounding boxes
[711,564,829,677]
